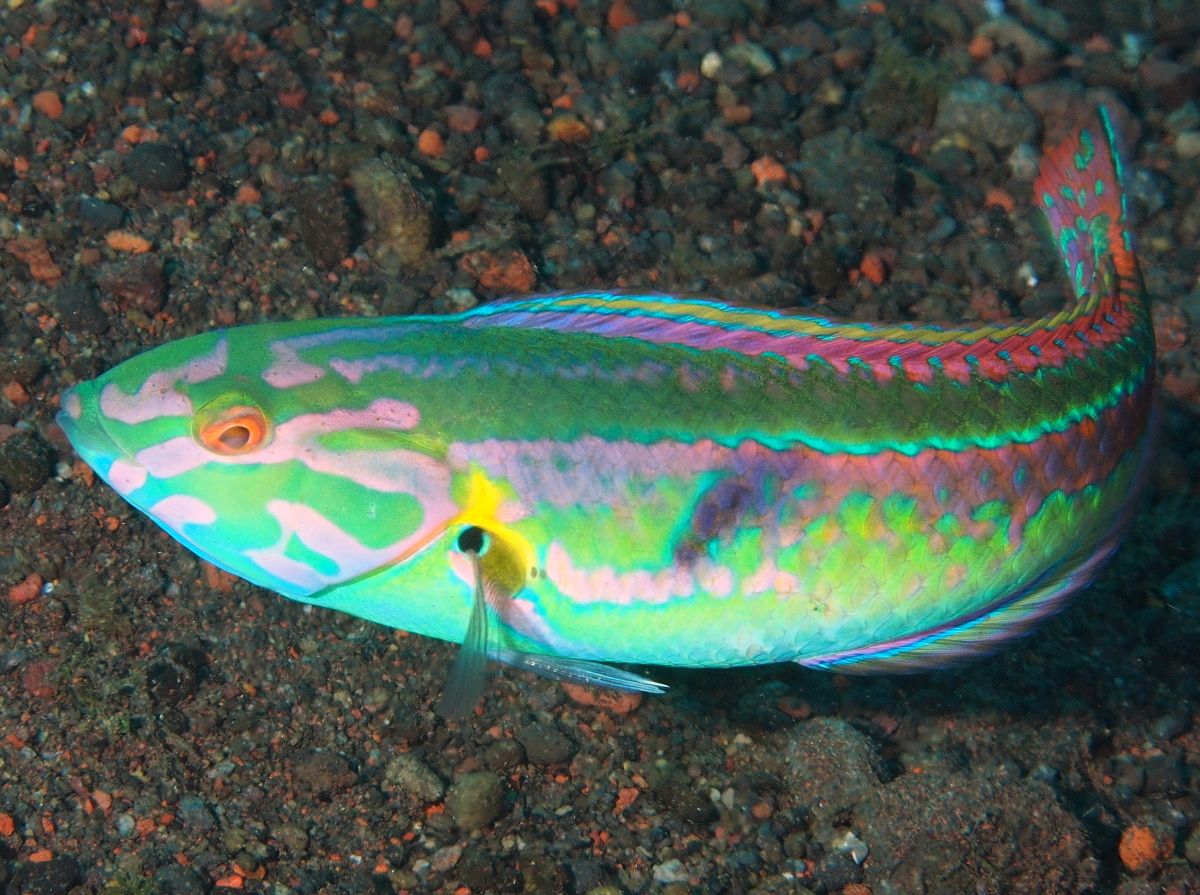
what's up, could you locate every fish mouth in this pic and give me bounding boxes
[57,382,132,469]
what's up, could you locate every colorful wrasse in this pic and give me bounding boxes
[59,111,1155,716]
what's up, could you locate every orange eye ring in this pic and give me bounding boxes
[197,406,269,455]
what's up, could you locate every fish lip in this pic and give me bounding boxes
[56,382,136,468]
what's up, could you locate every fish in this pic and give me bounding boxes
[58,109,1156,719]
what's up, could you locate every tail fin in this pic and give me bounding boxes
[1034,107,1137,300]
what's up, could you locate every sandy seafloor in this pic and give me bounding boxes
[2,0,1200,893]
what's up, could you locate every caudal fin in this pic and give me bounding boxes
[1034,108,1137,300]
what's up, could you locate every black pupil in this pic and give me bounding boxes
[220,425,251,449]
[457,526,485,554]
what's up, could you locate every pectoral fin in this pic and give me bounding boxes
[493,650,667,694]
[437,550,493,721]
[436,525,667,721]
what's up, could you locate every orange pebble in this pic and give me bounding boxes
[1119,824,1172,874]
[105,231,152,254]
[562,682,643,713]
[473,145,490,163]
[32,90,63,120]
[417,128,444,157]
[607,0,637,30]
[472,37,492,59]
[235,183,261,203]
[6,573,42,606]
[0,812,14,836]
[750,156,787,188]
[3,381,28,405]
[968,34,994,60]
[29,849,53,863]
[318,109,340,126]
[860,252,887,285]
[983,187,1015,212]
[546,116,591,143]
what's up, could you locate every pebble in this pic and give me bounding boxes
[95,255,165,314]
[1119,820,1174,874]
[75,197,123,232]
[125,142,189,191]
[292,750,355,796]
[178,793,216,831]
[692,0,748,28]
[724,42,776,77]
[383,753,445,802]
[0,431,55,494]
[781,719,887,827]
[293,176,351,266]
[977,16,1056,64]
[797,130,897,226]
[349,159,431,272]
[483,738,526,770]
[1174,131,1200,158]
[8,857,80,895]
[935,79,1038,150]
[270,824,310,857]
[446,771,504,831]
[516,722,575,765]
[1186,826,1200,866]
[153,865,209,895]
[652,858,689,884]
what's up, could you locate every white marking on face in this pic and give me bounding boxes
[135,398,433,495]
[244,500,407,592]
[149,494,218,531]
[262,341,325,388]
[108,460,148,495]
[62,390,83,420]
[100,338,229,424]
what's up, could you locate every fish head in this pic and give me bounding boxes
[57,323,461,599]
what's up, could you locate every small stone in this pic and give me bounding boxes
[177,793,216,831]
[349,159,431,272]
[935,79,1038,150]
[516,723,574,765]
[384,753,445,802]
[294,176,351,266]
[1175,132,1200,159]
[1119,821,1174,875]
[430,843,462,873]
[445,105,482,133]
[977,16,1056,64]
[446,771,504,831]
[95,255,165,314]
[293,750,356,796]
[125,142,189,191]
[483,739,526,770]
[691,0,748,29]
[724,42,776,76]
[271,823,310,856]
[798,129,897,226]
[0,431,55,493]
[75,197,123,232]
[1185,826,1200,866]
[652,859,689,884]
[8,857,81,895]
[153,864,208,895]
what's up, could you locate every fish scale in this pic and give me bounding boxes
[58,109,1156,697]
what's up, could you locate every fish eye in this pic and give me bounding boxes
[456,525,488,556]
[194,398,271,456]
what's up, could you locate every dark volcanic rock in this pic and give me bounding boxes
[0,431,55,493]
[126,142,189,191]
